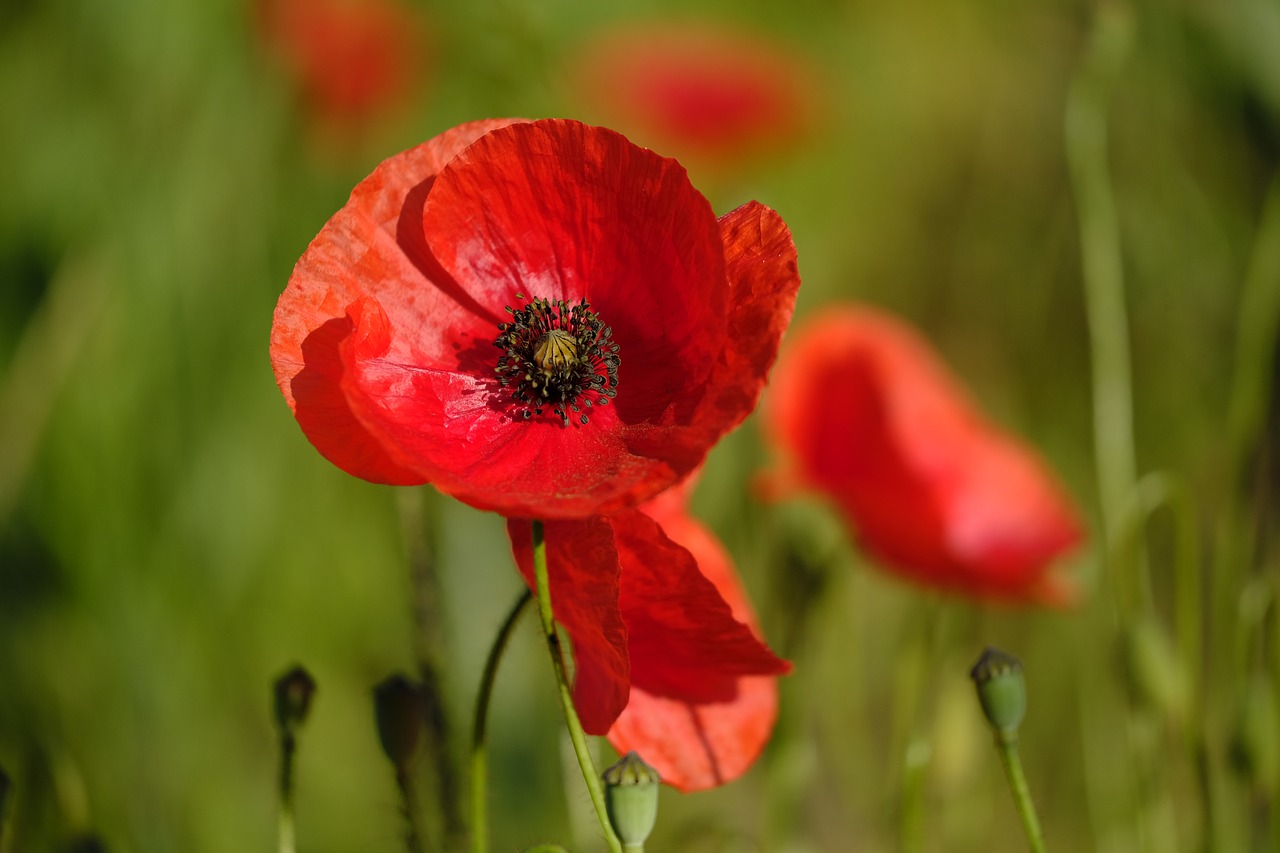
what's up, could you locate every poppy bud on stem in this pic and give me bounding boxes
[272,665,316,853]
[530,520,624,853]
[602,752,660,852]
[374,675,431,853]
[970,648,1046,853]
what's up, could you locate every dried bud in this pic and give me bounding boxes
[373,674,428,769]
[273,665,317,736]
[970,647,1027,736]
[602,751,660,848]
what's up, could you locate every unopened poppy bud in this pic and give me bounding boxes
[602,751,660,849]
[273,665,317,735]
[970,647,1026,736]
[373,674,428,770]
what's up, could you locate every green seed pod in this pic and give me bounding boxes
[602,751,660,848]
[273,665,317,736]
[969,647,1027,736]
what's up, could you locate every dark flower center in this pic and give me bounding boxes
[494,294,620,425]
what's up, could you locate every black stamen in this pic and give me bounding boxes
[492,293,620,427]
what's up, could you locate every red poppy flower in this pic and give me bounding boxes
[507,477,789,791]
[258,0,428,125]
[270,118,800,519]
[568,23,814,165]
[763,307,1083,605]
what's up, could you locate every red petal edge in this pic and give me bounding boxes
[270,119,522,484]
[609,499,786,790]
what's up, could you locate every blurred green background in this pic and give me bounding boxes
[2,0,1279,850]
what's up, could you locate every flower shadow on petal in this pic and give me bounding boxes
[294,312,423,484]
[391,174,526,419]
[394,176,504,333]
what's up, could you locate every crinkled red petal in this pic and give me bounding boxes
[622,201,801,471]
[349,120,726,516]
[275,119,801,518]
[508,503,789,742]
[508,518,630,735]
[766,307,1082,604]
[607,495,782,791]
[612,510,789,701]
[270,118,521,484]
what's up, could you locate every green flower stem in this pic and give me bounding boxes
[531,520,623,853]
[396,766,427,853]
[1065,2,1136,550]
[278,731,297,853]
[894,600,945,853]
[1216,172,1280,713]
[993,731,1047,853]
[1224,173,1280,514]
[470,588,533,853]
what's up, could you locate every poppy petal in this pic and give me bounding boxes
[508,518,630,734]
[608,494,782,791]
[709,200,802,420]
[612,510,789,702]
[274,119,802,518]
[271,118,522,483]
[765,307,1082,603]
[332,122,784,518]
[569,23,814,164]
[622,200,801,468]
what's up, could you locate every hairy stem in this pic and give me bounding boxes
[995,732,1047,853]
[531,520,623,853]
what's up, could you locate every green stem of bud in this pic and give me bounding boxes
[278,732,296,853]
[531,520,623,853]
[397,766,427,853]
[372,675,431,851]
[970,649,1046,853]
[995,730,1047,853]
[470,588,533,853]
[272,666,315,853]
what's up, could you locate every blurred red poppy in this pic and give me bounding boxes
[763,307,1083,605]
[507,478,789,790]
[271,118,800,519]
[569,23,814,166]
[258,0,428,126]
